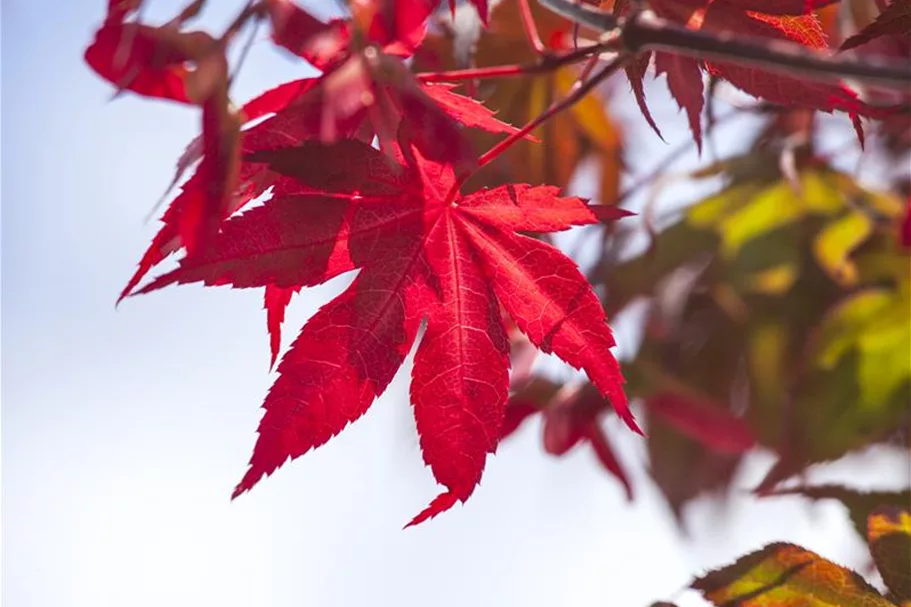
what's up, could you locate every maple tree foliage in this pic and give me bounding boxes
[86,0,909,594]
[137,136,634,523]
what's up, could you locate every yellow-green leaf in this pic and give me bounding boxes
[813,212,873,287]
[744,262,800,295]
[687,170,848,259]
[814,288,911,407]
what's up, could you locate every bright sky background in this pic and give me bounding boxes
[3,1,908,606]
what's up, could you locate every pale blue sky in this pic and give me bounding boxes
[3,2,907,606]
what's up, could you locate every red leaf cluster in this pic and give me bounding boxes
[85,0,634,524]
[140,138,634,525]
[85,0,903,524]
[618,0,892,146]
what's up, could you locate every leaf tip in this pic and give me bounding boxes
[230,484,246,501]
[587,204,636,223]
[405,491,459,528]
[624,410,646,437]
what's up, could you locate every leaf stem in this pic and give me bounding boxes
[519,0,547,55]
[415,42,609,83]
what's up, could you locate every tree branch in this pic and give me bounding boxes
[537,0,911,90]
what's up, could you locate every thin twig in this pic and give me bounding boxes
[614,106,746,207]
[228,5,263,87]
[519,0,547,55]
[477,54,633,168]
[416,42,609,83]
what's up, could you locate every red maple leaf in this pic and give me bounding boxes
[266,0,444,66]
[499,380,756,500]
[644,392,756,454]
[85,0,215,104]
[133,137,636,525]
[259,0,476,167]
[264,284,301,370]
[88,0,484,264]
[85,1,246,255]
[115,76,519,309]
[114,4,520,301]
[655,52,705,151]
[621,0,888,145]
[701,3,870,115]
[716,0,840,16]
[624,53,667,143]
[502,383,634,500]
[841,0,911,51]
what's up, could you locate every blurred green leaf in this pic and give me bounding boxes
[813,211,873,287]
[813,287,911,411]
[606,154,910,508]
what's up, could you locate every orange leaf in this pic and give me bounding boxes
[692,542,894,606]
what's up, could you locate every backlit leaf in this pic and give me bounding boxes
[812,211,874,287]
[842,0,911,51]
[136,138,634,524]
[692,542,894,606]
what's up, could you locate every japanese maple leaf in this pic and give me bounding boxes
[841,0,911,51]
[502,382,634,500]
[266,0,437,68]
[115,4,519,303]
[716,0,840,15]
[500,378,756,504]
[261,0,476,166]
[134,138,636,525]
[85,1,243,255]
[116,76,520,353]
[619,0,884,146]
[701,2,872,114]
[85,0,214,104]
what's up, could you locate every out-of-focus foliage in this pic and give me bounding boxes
[88,0,909,583]
[691,542,895,606]
[505,108,910,521]
[684,504,911,606]
[608,122,909,510]
[650,506,911,605]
